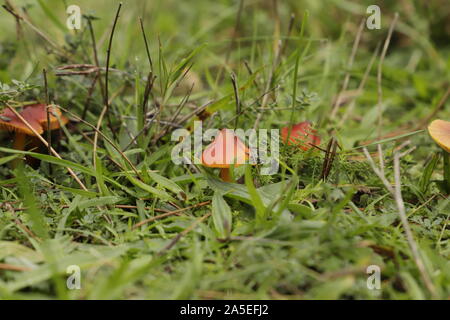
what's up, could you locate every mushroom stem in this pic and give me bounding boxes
[443,151,450,193]
[219,168,232,182]
[12,132,26,168]
[13,132,26,151]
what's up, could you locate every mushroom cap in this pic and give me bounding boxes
[428,119,450,152]
[281,121,321,151]
[0,104,68,136]
[202,129,250,168]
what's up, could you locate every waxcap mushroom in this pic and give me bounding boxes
[281,121,321,151]
[0,103,68,136]
[202,129,250,181]
[428,119,450,152]
[0,106,43,135]
[0,103,68,156]
[202,128,250,167]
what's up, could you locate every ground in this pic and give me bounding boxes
[0,0,449,299]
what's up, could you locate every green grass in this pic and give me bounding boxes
[0,0,449,299]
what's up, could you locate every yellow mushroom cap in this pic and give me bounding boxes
[428,119,450,152]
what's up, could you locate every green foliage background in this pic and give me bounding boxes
[0,0,449,299]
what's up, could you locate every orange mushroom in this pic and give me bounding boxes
[428,119,450,192]
[202,129,250,182]
[428,120,450,152]
[0,103,68,152]
[281,121,321,151]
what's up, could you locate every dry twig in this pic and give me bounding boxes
[363,143,438,299]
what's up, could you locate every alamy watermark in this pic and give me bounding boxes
[366,265,381,290]
[66,5,81,30]
[66,264,81,290]
[366,5,381,30]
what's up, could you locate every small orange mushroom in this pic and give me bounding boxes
[202,129,250,182]
[428,119,450,192]
[0,103,68,156]
[428,120,450,152]
[281,121,321,151]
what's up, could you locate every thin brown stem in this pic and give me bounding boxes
[104,2,122,138]
[43,69,52,174]
[139,17,153,72]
